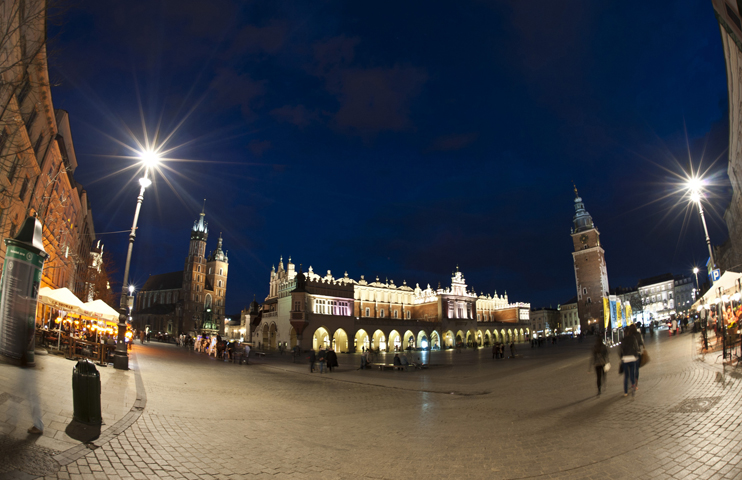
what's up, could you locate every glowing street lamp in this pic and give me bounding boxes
[114,150,159,370]
[687,178,716,269]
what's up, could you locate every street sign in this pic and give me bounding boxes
[711,269,721,283]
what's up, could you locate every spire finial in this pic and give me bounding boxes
[201,199,206,215]
[572,182,578,198]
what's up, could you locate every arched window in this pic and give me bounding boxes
[219,268,223,276]
[406,311,411,319]
[205,294,212,310]
[394,310,398,319]
[380,309,385,318]
[218,280,222,287]
[365,307,370,317]
[197,266,201,272]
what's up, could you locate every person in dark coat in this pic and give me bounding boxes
[326,348,338,372]
[589,336,609,395]
[620,327,640,396]
[317,347,327,373]
[309,349,316,373]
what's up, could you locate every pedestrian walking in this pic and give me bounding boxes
[361,349,369,369]
[620,327,640,397]
[309,349,316,372]
[631,324,645,389]
[243,343,251,364]
[400,353,409,371]
[492,343,497,359]
[509,342,516,358]
[589,336,609,395]
[317,347,327,373]
[326,348,338,372]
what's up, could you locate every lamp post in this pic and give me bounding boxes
[114,151,158,370]
[687,179,716,269]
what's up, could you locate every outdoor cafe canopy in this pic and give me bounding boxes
[692,270,742,310]
[37,287,89,315]
[83,299,121,324]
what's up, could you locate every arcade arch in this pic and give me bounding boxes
[269,323,278,350]
[355,329,370,352]
[389,330,401,351]
[430,331,440,350]
[417,330,429,349]
[313,327,330,351]
[333,328,349,353]
[372,330,386,351]
[404,330,416,349]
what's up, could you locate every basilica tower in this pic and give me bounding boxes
[570,188,609,333]
[181,205,208,334]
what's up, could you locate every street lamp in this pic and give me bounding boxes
[687,178,716,269]
[114,150,159,370]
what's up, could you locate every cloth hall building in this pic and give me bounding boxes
[249,257,530,352]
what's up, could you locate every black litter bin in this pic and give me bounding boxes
[72,359,102,425]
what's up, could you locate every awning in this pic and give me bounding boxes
[692,271,742,310]
[38,287,89,315]
[83,299,121,324]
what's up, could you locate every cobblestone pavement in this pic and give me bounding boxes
[2,331,741,479]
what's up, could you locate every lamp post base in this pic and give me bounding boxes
[113,352,129,370]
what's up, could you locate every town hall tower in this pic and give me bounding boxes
[570,188,609,333]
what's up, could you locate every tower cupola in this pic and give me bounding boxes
[572,186,594,233]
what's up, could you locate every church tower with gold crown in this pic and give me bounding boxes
[570,187,609,333]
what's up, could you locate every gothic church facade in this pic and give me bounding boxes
[132,208,229,336]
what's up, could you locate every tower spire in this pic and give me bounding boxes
[572,181,579,199]
[202,199,206,215]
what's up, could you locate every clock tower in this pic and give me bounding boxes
[570,187,609,333]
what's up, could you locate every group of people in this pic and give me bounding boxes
[492,341,515,359]
[590,324,647,397]
[308,346,338,373]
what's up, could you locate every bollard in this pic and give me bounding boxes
[72,359,101,425]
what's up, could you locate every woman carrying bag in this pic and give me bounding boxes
[589,336,610,395]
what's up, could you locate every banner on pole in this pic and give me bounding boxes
[603,297,610,329]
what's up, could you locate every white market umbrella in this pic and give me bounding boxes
[38,287,88,315]
[83,299,121,323]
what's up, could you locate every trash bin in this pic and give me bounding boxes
[72,359,101,425]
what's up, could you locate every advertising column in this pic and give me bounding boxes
[0,216,48,366]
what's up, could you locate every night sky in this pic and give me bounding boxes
[46,1,730,314]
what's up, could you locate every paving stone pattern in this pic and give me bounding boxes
[1,331,741,479]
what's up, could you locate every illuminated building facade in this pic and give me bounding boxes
[252,257,530,352]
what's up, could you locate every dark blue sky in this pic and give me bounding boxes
[47,0,730,313]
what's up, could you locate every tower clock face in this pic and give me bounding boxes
[580,234,588,244]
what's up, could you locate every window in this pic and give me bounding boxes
[197,266,201,272]
[583,288,587,295]
[380,309,385,318]
[219,268,223,275]
[394,310,398,319]
[365,307,370,317]
[295,301,300,311]
[218,280,222,287]
[587,297,591,304]
[406,311,411,319]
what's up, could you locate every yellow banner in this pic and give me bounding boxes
[626,304,632,325]
[617,299,622,325]
[603,297,610,328]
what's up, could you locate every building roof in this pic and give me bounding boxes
[141,271,183,292]
[637,273,674,288]
[562,296,577,305]
[137,303,177,315]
